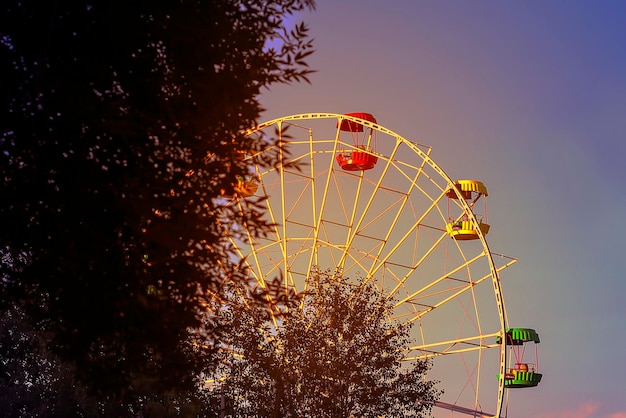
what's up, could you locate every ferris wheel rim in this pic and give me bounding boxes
[237,112,509,417]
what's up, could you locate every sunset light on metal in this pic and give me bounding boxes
[220,113,540,417]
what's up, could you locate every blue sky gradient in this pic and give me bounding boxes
[259,1,626,416]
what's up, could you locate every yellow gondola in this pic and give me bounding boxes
[446,180,489,240]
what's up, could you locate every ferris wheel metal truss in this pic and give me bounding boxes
[217,113,541,417]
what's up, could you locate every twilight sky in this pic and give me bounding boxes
[258,1,626,417]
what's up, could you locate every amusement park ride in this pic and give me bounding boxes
[219,112,542,417]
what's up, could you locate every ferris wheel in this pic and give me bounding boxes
[221,113,541,417]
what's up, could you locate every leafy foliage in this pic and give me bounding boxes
[212,269,442,417]
[0,304,220,417]
[0,0,315,408]
[0,304,98,417]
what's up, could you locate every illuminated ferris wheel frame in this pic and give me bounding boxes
[220,113,541,417]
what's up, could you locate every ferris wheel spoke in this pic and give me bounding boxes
[395,251,485,310]
[365,188,449,283]
[405,332,501,359]
[255,181,286,284]
[338,139,402,269]
[384,227,449,303]
[308,123,342,276]
[303,127,318,285]
[365,152,431,265]
[277,122,291,289]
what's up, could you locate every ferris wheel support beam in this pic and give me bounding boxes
[435,401,494,418]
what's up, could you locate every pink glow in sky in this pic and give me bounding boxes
[538,401,626,418]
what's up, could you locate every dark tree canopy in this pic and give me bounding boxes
[0,0,315,408]
[211,269,442,417]
[0,305,216,417]
[0,304,98,417]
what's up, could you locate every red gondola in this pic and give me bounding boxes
[336,113,378,171]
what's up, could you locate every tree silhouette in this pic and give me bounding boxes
[0,304,102,417]
[211,269,442,417]
[0,0,315,409]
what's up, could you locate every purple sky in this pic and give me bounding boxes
[259,1,626,416]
